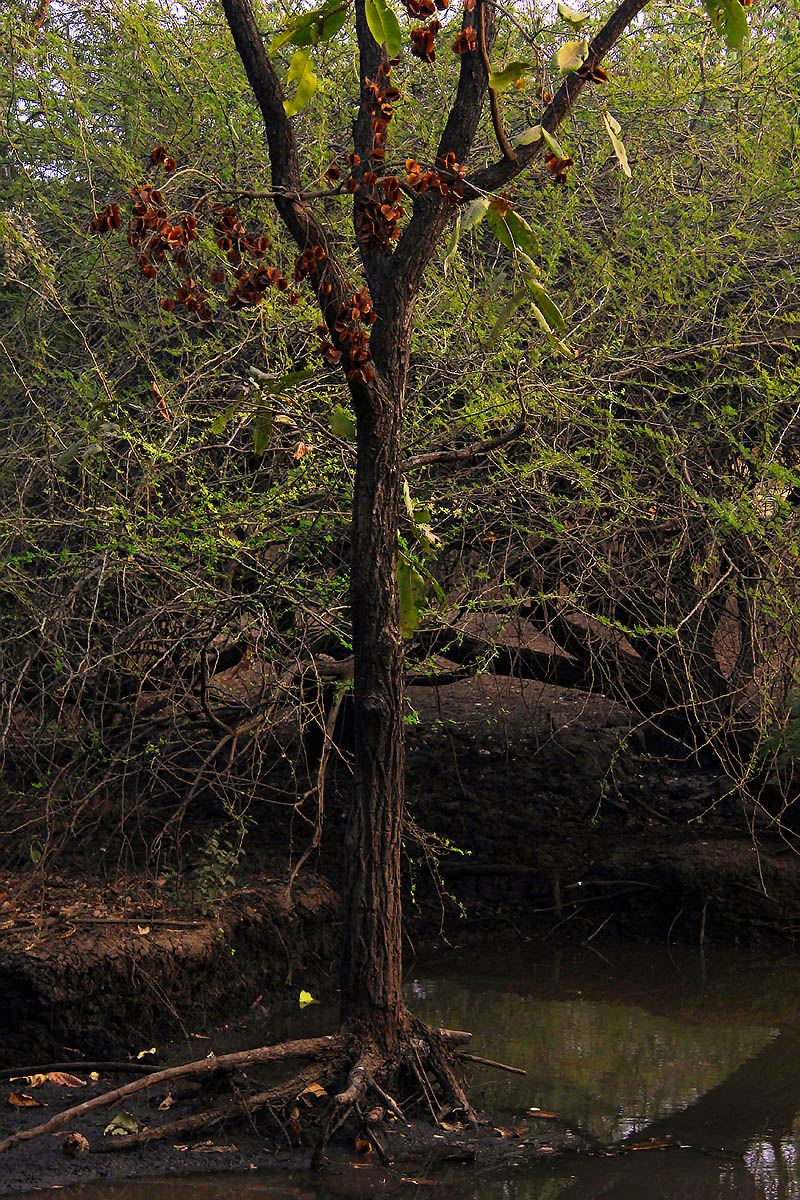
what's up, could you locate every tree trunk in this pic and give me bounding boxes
[339,371,406,1049]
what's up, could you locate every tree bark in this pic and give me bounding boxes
[340,368,406,1048]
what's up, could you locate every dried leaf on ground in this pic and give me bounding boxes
[8,1093,44,1107]
[62,1132,90,1156]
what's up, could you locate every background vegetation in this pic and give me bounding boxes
[2,0,799,878]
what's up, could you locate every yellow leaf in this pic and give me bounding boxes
[8,1092,43,1107]
[299,989,318,1008]
[45,1072,86,1087]
[299,1082,327,1103]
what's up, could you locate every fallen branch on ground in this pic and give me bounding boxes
[0,1035,342,1155]
[0,1024,475,1158]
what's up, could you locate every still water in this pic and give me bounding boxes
[17,940,800,1199]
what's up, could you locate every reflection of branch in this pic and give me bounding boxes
[401,410,527,472]
[477,0,517,162]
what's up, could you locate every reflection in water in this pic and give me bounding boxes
[11,941,800,1200]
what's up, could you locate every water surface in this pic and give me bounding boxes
[15,940,800,1199]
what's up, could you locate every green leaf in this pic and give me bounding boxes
[541,127,567,160]
[461,196,491,232]
[364,0,402,55]
[330,404,356,440]
[525,279,567,330]
[211,404,240,436]
[488,61,532,92]
[486,207,540,260]
[602,110,632,177]
[557,2,589,27]
[512,124,541,147]
[283,48,318,117]
[512,124,567,154]
[443,212,461,276]
[403,480,441,553]
[398,559,426,639]
[703,0,748,51]
[486,285,529,348]
[271,0,350,51]
[249,364,315,395]
[530,304,576,358]
[552,39,589,72]
[104,1112,138,1137]
[252,405,273,454]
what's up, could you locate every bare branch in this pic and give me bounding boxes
[401,409,527,472]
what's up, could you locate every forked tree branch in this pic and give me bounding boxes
[373,7,494,367]
[470,0,650,192]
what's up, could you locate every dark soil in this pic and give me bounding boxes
[1,674,799,1194]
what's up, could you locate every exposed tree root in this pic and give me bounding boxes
[94,1063,327,1153]
[0,1019,485,1161]
[0,1035,342,1155]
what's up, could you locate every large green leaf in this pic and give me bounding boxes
[513,125,542,147]
[557,2,589,27]
[542,127,567,159]
[703,0,748,51]
[602,110,631,177]
[529,304,576,358]
[552,39,589,72]
[461,196,491,231]
[271,0,350,51]
[284,48,318,117]
[488,61,533,92]
[525,279,567,330]
[398,559,426,639]
[364,0,402,55]
[486,207,540,261]
[330,404,356,441]
[511,126,566,159]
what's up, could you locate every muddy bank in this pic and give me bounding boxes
[2,674,799,1196]
[0,874,338,1070]
[3,675,800,1069]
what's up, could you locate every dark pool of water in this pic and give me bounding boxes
[13,939,800,1198]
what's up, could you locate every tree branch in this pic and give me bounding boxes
[469,0,649,194]
[375,3,494,358]
[353,0,391,298]
[220,0,356,337]
[401,409,526,472]
[476,0,517,162]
